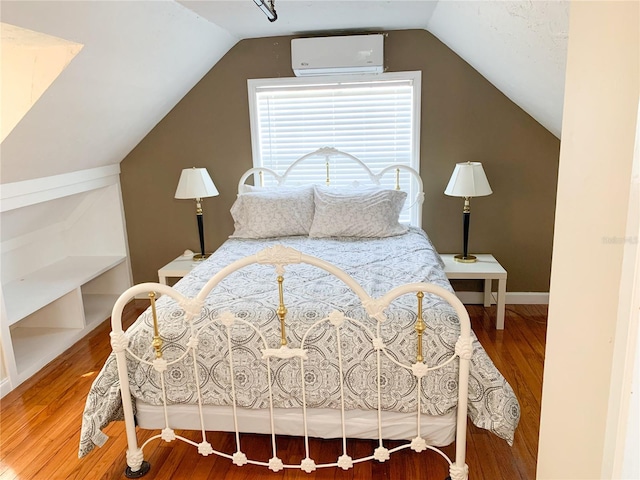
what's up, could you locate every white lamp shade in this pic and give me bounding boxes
[444,162,492,197]
[175,167,219,199]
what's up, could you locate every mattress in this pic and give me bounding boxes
[135,402,457,446]
[79,227,519,457]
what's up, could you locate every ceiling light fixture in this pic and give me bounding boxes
[253,0,277,22]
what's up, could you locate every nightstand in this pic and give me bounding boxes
[440,253,507,330]
[158,253,199,285]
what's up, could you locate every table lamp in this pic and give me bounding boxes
[175,167,219,260]
[444,162,492,263]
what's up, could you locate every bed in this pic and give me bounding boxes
[79,148,519,480]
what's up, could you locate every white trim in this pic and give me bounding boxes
[605,97,640,478]
[454,291,549,305]
[0,164,120,212]
[0,377,12,398]
[538,4,638,476]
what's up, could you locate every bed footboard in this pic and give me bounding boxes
[110,246,472,479]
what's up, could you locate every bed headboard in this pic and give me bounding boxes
[237,147,424,227]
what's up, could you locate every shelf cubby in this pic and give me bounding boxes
[0,167,132,396]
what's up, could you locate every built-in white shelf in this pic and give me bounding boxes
[3,255,126,325]
[11,326,84,378]
[0,167,132,395]
[82,293,122,327]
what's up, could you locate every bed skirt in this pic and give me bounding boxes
[135,402,457,446]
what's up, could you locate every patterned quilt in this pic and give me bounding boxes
[79,228,520,457]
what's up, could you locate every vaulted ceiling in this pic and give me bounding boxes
[0,0,568,184]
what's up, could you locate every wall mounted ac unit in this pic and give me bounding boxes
[291,34,384,77]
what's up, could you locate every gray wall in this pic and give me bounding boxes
[121,30,560,292]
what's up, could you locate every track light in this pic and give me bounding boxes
[253,0,277,22]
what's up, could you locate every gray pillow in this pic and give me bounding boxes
[309,186,408,238]
[230,186,314,238]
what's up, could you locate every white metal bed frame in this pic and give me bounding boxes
[109,148,471,479]
[111,250,472,480]
[238,146,425,228]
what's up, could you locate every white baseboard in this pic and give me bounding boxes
[1,377,13,398]
[505,292,550,304]
[455,291,549,305]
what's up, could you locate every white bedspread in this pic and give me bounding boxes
[79,228,520,457]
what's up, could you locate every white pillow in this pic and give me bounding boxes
[309,186,408,238]
[230,186,315,239]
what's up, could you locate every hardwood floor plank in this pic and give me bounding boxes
[0,303,545,480]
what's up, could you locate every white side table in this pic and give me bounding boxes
[158,253,199,285]
[440,254,508,330]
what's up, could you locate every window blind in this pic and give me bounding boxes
[248,73,421,223]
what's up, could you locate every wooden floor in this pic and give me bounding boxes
[0,302,547,480]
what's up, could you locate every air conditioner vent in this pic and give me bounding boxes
[291,34,384,77]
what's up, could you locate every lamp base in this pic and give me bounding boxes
[454,254,477,263]
[193,253,211,261]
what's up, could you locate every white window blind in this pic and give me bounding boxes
[248,72,421,223]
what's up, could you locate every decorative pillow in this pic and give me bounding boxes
[230,186,314,238]
[309,186,408,238]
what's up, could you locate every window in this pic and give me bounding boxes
[247,71,421,224]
